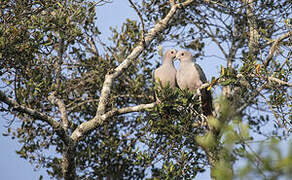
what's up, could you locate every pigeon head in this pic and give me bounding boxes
[163,49,177,63]
[176,50,192,62]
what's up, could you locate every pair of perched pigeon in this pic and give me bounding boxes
[154,49,213,116]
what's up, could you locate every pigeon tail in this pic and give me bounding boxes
[201,89,213,116]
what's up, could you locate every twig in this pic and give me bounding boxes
[199,23,228,59]
[128,0,146,45]
[236,82,267,113]
[86,34,99,55]
[67,99,99,111]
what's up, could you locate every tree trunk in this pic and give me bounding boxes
[62,141,76,180]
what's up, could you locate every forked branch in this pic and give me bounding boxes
[71,0,195,142]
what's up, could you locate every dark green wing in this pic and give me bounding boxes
[194,63,207,83]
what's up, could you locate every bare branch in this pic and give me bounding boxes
[263,30,292,67]
[227,39,237,69]
[194,23,228,59]
[128,0,146,44]
[48,92,69,130]
[243,0,260,54]
[267,76,292,87]
[86,34,99,55]
[236,82,267,113]
[0,90,70,143]
[169,0,175,6]
[103,102,156,118]
[71,102,156,141]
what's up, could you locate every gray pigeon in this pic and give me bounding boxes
[154,49,177,102]
[154,49,177,88]
[176,50,213,116]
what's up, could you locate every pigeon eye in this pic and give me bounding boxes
[181,53,184,56]
[171,51,174,54]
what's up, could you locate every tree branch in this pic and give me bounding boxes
[96,1,190,116]
[243,0,260,55]
[48,92,69,130]
[128,0,146,44]
[71,102,156,141]
[194,23,228,59]
[267,76,292,87]
[104,102,156,118]
[55,38,65,90]
[0,90,58,128]
[237,73,292,87]
[263,30,292,67]
[67,98,99,111]
[0,90,70,143]
[236,82,267,113]
[86,34,99,55]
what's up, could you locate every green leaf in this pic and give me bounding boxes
[56,2,63,8]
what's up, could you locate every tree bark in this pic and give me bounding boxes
[62,140,76,180]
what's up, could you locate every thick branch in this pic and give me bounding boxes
[71,102,156,141]
[224,39,238,98]
[243,0,260,55]
[48,92,69,130]
[55,38,65,90]
[62,140,76,180]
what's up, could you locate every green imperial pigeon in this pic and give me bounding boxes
[154,49,177,102]
[176,50,213,116]
[154,49,177,88]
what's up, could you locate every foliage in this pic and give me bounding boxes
[0,0,291,179]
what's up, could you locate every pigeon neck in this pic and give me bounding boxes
[162,59,174,66]
[180,60,193,66]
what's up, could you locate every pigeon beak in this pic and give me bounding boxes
[174,56,180,62]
